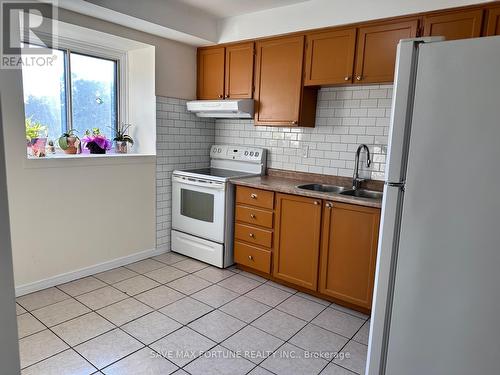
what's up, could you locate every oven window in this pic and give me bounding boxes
[180,189,214,222]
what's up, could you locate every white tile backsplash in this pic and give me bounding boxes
[156,85,392,248]
[156,97,215,249]
[214,85,392,180]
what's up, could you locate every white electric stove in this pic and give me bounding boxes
[171,145,267,268]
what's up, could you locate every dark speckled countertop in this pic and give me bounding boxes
[231,169,383,208]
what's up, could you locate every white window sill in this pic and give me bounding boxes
[24,151,156,169]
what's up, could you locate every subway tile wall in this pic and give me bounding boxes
[156,85,392,248]
[215,84,393,181]
[156,96,215,249]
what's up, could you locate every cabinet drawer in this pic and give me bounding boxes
[236,186,274,209]
[234,241,271,274]
[236,205,274,228]
[235,223,273,248]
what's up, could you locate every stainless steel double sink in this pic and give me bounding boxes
[296,183,383,200]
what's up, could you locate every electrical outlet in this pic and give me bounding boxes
[301,145,309,158]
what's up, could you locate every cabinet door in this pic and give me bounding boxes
[273,193,322,290]
[304,28,357,86]
[319,202,380,309]
[355,20,418,84]
[254,36,305,126]
[485,7,500,36]
[423,9,483,40]
[197,47,225,100]
[225,42,254,99]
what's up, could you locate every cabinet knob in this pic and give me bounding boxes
[326,202,333,209]
[248,255,254,261]
[249,233,255,238]
[250,193,257,199]
[344,76,350,81]
[356,75,362,81]
[250,214,256,219]
[291,121,298,125]
[225,95,230,99]
[313,201,320,205]
[219,94,223,98]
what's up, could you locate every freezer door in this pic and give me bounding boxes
[384,37,500,375]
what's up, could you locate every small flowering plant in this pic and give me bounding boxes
[82,128,112,154]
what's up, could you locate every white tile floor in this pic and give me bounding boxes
[16,252,369,375]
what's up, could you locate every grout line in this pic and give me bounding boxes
[17,256,368,375]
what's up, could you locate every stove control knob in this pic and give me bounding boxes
[250,151,254,156]
[218,148,222,153]
[244,151,249,156]
[255,152,259,157]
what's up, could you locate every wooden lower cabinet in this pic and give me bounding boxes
[273,193,322,290]
[319,201,381,309]
[234,186,382,310]
[234,241,271,274]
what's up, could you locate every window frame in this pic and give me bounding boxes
[23,35,128,138]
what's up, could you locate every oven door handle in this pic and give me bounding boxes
[173,175,225,190]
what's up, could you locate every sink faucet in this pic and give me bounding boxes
[352,144,371,190]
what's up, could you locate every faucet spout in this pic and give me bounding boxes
[352,144,372,190]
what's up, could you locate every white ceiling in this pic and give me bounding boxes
[170,0,311,18]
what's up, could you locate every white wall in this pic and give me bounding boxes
[58,8,197,100]
[1,66,157,290]
[1,15,163,291]
[218,0,492,43]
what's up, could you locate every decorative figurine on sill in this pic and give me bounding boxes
[47,140,56,154]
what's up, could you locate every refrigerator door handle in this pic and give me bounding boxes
[386,182,406,190]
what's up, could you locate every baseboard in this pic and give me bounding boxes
[15,247,167,297]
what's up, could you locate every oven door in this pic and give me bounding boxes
[172,175,226,243]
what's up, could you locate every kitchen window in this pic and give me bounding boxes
[22,43,120,149]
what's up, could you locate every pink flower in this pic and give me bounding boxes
[82,134,112,150]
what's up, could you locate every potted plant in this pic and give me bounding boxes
[58,129,81,154]
[113,123,134,154]
[82,128,112,154]
[26,117,48,157]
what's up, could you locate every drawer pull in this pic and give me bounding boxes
[248,255,254,261]
[314,201,320,205]
[249,233,255,238]
[250,193,257,199]
[250,214,256,219]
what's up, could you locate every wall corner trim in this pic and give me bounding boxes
[15,247,167,297]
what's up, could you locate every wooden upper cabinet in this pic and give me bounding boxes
[355,19,418,84]
[254,35,317,127]
[304,28,357,86]
[319,202,380,309]
[485,6,500,36]
[273,193,322,290]
[225,42,254,99]
[197,47,225,100]
[423,9,483,40]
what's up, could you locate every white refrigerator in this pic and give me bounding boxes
[367,36,500,375]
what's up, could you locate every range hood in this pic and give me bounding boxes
[186,99,254,118]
